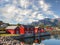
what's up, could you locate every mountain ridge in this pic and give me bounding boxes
[31,18,60,26]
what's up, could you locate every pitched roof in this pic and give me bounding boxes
[35,26,39,28]
[6,26,17,29]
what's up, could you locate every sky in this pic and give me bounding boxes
[0,0,60,24]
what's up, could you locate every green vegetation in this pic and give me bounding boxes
[0,27,6,31]
[57,22,60,29]
[0,34,20,36]
[17,23,21,26]
[39,23,44,28]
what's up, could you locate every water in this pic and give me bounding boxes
[0,35,60,45]
[18,34,60,45]
[41,35,60,45]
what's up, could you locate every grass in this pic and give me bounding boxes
[0,34,20,36]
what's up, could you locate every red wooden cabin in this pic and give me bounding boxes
[34,27,45,33]
[6,26,19,34]
[34,27,39,34]
[24,25,34,34]
[19,25,34,34]
[40,28,45,33]
[19,25,25,34]
[46,26,54,30]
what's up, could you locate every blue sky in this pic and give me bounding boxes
[0,0,60,24]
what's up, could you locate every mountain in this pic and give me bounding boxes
[56,18,60,22]
[31,18,60,26]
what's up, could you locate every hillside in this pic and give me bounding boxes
[31,18,60,27]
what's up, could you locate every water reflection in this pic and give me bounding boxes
[16,35,60,45]
[1,35,60,45]
[14,35,51,44]
[41,35,60,45]
[41,39,60,45]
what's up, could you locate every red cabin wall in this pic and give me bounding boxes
[7,29,15,34]
[46,27,53,30]
[40,29,45,33]
[19,26,25,34]
[34,27,38,34]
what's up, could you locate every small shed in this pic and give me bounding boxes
[6,26,19,34]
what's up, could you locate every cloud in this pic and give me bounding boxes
[1,5,17,19]
[0,0,60,24]
[38,0,59,18]
[53,14,59,18]
[37,14,44,20]
[31,11,38,18]
[5,0,9,2]
[18,0,31,9]
[39,0,50,11]
[32,5,39,11]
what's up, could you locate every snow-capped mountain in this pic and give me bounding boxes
[31,18,60,26]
